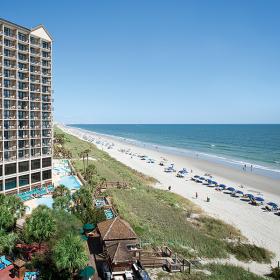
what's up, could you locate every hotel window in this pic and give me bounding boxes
[18,72,25,80]
[18,62,26,70]
[30,65,35,73]
[31,159,41,170]
[0,181,3,192]
[19,161,29,173]
[18,32,27,42]
[18,53,27,61]
[4,49,11,57]
[19,175,29,187]
[4,79,11,88]
[5,163,17,176]
[4,90,11,98]
[31,172,41,184]
[4,69,10,78]
[42,41,49,49]
[42,170,51,180]
[42,157,52,168]
[0,166,2,177]
[18,43,27,51]
[4,27,11,37]
[4,39,11,47]
[4,59,11,67]
[5,177,17,190]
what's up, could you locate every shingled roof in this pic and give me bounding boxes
[106,241,135,264]
[98,217,138,241]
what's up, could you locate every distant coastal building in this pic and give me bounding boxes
[0,18,53,194]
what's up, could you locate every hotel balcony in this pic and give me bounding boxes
[4,140,17,150]
[18,139,30,149]
[18,32,29,44]
[42,112,51,121]
[30,56,41,66]
[42,95,52,103]
[18,62,29,72]
[18,149,30,160]
[30,74,41,84]
[4,49,17,60]
[3,27,17,40]
[31,148,41,158]
[18,91,29,101]
[4,110,17,120]
[30,132,41,140]
[18,72,29,82]
[30,92,41,102]
[18,131,29,139]
[18,101,29,111]
[42,147,51,156]
[4,151,17,162]
[42,69,51,77]
[30,120,41,130]
[4,40,16,50]
[17,111,29,120]
[42,129,51,138]
[30,65,41,75]
[42,104,51,112]
[30,112,41,120]
[18,120,29,130]
[4,100,17,110]
[4,120,17,130]
[30,103,41,111]
[30,83,41,93]
[30,36,41,47]
[42,121,51,129]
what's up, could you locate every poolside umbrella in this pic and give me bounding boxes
[227,187,235,192]
[83,223,95,231]
[79,266,95,279]
[81,235,88,241]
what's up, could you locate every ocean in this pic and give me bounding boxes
[69,124,280,179]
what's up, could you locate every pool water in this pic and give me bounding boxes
[104,209,115,220]
[59,175,81,190]
[35,195,54,208]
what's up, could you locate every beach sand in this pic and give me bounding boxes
[59,124,280,270]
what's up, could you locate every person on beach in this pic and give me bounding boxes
[195,192,198,199]
[168,186,171,191]
[251,165,253,172]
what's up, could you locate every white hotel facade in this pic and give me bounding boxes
[0,18,53,194]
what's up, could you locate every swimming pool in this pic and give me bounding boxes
[35,195,54,208]
[59,175,81,190]
[104,208,115,220]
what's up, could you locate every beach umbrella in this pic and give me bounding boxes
[245,194,254,199]
[219,184,226,189]
[267,202,278,208]
[236,190,244,195]
[227,187,235,192]
[79,266,96,279]
[83,223,95,231]
[254,197,264,202]
[211,181,218,185]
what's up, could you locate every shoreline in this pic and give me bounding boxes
[58,124,280,268]
[68,124,280,180]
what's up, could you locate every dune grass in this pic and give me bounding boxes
[54,126,272,263]
[156,264,266,280]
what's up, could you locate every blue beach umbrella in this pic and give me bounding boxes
[267,202,278,208]
[236,190,244,195]
[227,187,235,192]
[245,194,254,199]
[219,184,226,189]
[255,197,264,202]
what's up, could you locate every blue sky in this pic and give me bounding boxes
[3,0,280,124]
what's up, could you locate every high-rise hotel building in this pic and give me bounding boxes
[0,18,52,194]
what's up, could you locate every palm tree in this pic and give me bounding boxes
[0,231,18,256]
[79,151,86,173]
[0,204,15,231]
[53,196,71,211]
[52,184,70,199]
[5,195,26,218]
[84,164,97,181]
[53,233,88,279]
[84,149,91,168]
[24,205,56,250]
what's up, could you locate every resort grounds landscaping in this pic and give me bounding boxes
[54,126,277,279]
